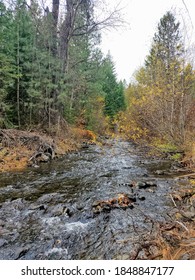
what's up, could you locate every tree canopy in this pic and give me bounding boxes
[0,0,125,133]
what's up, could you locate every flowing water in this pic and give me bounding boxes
[0,139,183,259]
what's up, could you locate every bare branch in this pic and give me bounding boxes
[170,194,178,208]
[72,1,128,37]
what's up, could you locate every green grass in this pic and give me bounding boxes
[157,143,178,153]
[170,153,182,160]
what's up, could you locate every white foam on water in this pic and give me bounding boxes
[45,247,68,256]
[65,221,91,232]
[41,216,61,226]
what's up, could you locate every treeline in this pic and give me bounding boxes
[119,11,195,152]
[0,0,125,133]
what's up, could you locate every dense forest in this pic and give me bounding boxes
[0,0,125,133]
[0,1,195,163]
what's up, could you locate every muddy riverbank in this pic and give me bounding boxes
[0,139,194,260]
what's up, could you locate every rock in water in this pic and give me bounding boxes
[15,247,29,260]
[136,182,146,188]
[155,170,165,175]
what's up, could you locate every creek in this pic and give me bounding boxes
[0,139,186,259]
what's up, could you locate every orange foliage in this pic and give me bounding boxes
[115,111,149,142]
[72,128,96,141]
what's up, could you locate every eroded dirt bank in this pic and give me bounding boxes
[0,128,93,172]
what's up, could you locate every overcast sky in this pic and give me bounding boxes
[100,0,195,82]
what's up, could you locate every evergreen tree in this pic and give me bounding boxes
[153,11,183,66]
[57,1,104,126]
[0,2,15,127]
[145,11,183,86]
[27,7,63,128]
[5,0,36,127]
[103,54,125,118]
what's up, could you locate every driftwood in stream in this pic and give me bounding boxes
[176,173,195,179]
[29,143,55,163]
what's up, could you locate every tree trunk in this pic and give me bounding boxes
[52,0,59,56]
[60,0,75,73]
[17,22,21,128]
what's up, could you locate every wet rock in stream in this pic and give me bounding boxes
[134,181,158,193]
[49,205,70,217]
[155,170,165,175]
[0,139,193,260]
[15,246,30,260]
[0,239,7,247]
